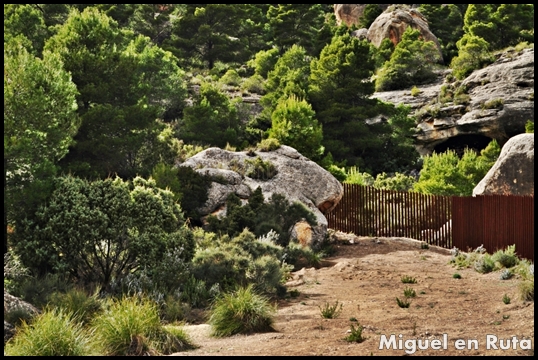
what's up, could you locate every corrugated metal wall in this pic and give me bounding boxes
[326,184,534,261]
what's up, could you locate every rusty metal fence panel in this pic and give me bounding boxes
[326,184,452,247]
[326,184,534,261]
[452,195,534,262]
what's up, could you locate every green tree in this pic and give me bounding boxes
[358,4,383,29]
[266,4,326,56]
[180,82,242,148]
[450,34,495,80]
[4,4,49,56]
[309,33,393,171]
[267,95,324,160]
[417,4,464,64]
[463,4,534,51]
[375,27,441,91]
[164,4,249,69]
[4,37,79,254]
[44,7,187,180]
[413,140,500,196]
[12,176,195,291]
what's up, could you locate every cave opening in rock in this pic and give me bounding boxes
[433,134,494,157]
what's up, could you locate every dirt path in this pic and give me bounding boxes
[170,236,534,356]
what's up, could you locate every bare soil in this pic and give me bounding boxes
[171,234,534,356]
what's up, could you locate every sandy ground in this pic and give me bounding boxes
[170,235,534,356]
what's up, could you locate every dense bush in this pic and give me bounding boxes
[12,176,195,293]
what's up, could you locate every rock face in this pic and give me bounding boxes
[373,47,534,156]
[473,133,534,196]
[179,145,344,248]
[334,4,390,27]
[366,6,443,62]
[4,290,41,344]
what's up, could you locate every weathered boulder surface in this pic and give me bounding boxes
[366,6,442,61]
[473,133,534,196]
[373,47,534,155]
[4,290,41,344]
[179,145,344,248]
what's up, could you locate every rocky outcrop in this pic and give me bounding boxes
[179,145,344,248]
[334,4,392,27]
[366,6,443,62]
[473,133,534,196]
[373,47,534,156]
[4,290,41,344]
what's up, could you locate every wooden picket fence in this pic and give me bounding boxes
[326,183,534,261]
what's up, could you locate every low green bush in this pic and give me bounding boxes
[344,323,366,343]
[4,308,97,356]
[208,284,276,337]
[47,288,103,326]
[319,300,343,319]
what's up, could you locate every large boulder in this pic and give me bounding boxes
[334,4,392,27]
[473,133,534,196]
[179,145,344,248]
[373,47,534,156]
[366,6,443,62]
[4,290,41,344]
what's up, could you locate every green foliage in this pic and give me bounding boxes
[241,74,266,94]
[268,95,324,160]
[373,172,417,192]
[418,4,464,63]
[47,289,103,326]
[375,27,441,91]
[266,4,326,56]
[219,69,242,86]
[502,294,511,305]
[474,254,495,274]
[518,281,534,301]
[319,300,343,319]
[261,45,311,118]
[92,295,192,356]
[453,273,462,279]
[525,120,534,133]
[256,138,281,152]
[450,34,495,80]
[4,308,98,356]
[491,245,519,269]
[401,275,417,284]
[247,48,280,78]
[164,5,251,70]
[403,287,417,298]
[4,4,49,55]
[180,82,243,148]
[396,297,411,308]
[12,176,195,292]
[4,36,79,252]
[4,307,35,329]
[482,98,504,110]
[45,7,188,179]
[208,284,276,337]
[344,323,367,343]
[411,86,421,97]
[413,140,501,196]
[309,33,392,170]
[358,4,383,29]
[245,157,277,180]
[7,273,73,310]
[343,167,375,186]
[463,5,534,51]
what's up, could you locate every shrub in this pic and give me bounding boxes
[396,297,410,308]
[219,69,241,86]
[482,98,504,110]
[4,307,35,328]
[474,254,495,274]
[245,156,277,180]
[453,273,462,279]
[502,294,511,305]
[154,325,196,354]
[411,86,421,97]
[518,281,534,301]
[47,289,103,326]
[319,300,343,319]
[499,269,513,280]
[4,309,97,356]
[257,137,280,152]
[403,287,416,298]
[344,323,366,343]
[92,295,162,356]
[241,74,266,94]
[491,245,519,269]
[208,284,276,337]
[401,275,417,284]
